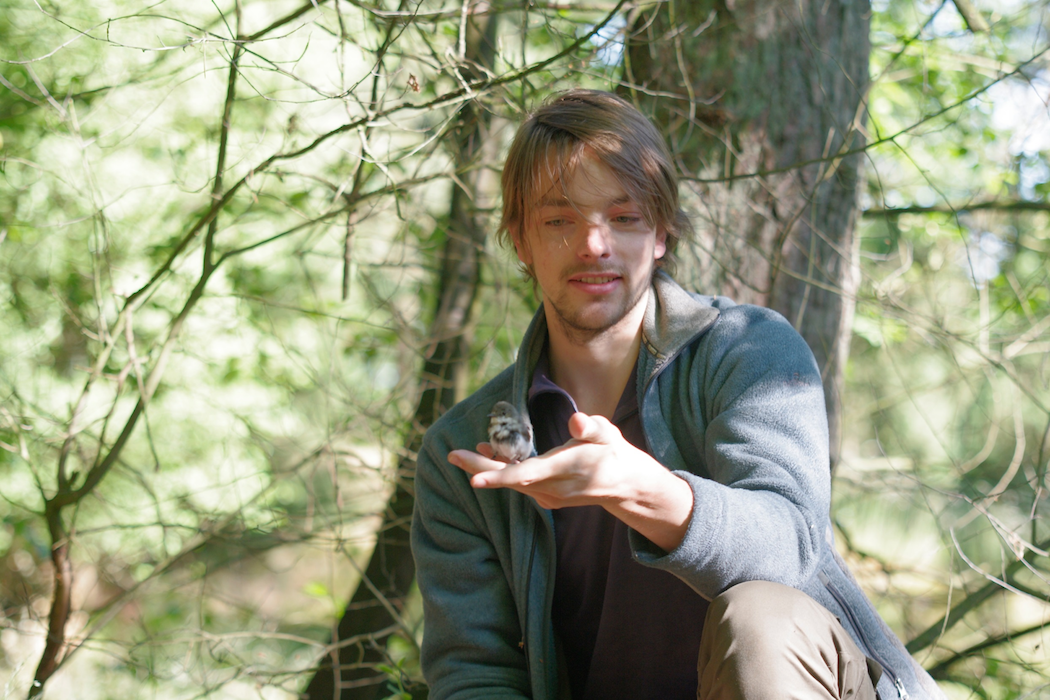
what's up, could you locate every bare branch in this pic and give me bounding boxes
[684,43,1050,184]
[951,0,990,34]
[906,537,1050,654]
[864,201,1050,216]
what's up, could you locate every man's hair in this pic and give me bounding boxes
[497,89,692,278]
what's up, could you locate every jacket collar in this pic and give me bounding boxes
[510,270,720,412]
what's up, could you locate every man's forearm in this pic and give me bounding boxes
[604,455,694,552]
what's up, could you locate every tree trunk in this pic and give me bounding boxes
[28,510,71,699]
[624,0,870,468]
[302,9,501,700]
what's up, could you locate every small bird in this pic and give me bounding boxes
[487,401,534,463]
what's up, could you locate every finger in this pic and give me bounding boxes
[568,412,614,443]
[472,459,556,489]
[475,442,518,464]
[448,449,506,476]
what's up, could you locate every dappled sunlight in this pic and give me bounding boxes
[1,0,1048,697]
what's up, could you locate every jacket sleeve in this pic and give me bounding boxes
[411,431,533,700]
[631,304,832,598]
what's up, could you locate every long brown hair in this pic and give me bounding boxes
[498,89,692,278]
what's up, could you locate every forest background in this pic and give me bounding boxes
[1,0,1048,698]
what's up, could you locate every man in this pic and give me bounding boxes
[411,90,944,699]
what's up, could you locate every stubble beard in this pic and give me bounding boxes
[544,265,653,346]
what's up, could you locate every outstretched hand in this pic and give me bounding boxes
[448,412,694,552]
[452,412,629,507]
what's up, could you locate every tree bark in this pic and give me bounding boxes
[624,0,870,468]
[302,9,501,700]
[28,510,71,699]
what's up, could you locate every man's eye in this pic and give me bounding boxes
[614,215,641,224]
[545,218,567,227]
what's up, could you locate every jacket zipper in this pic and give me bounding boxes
[819,572,910,700]
[522,507,559,698]
[520,518,540,677]
[638,328,712,458]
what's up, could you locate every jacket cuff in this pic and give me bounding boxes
[626,470,721,598]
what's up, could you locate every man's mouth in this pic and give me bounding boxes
[573,275,618,284]
[566,272,622,294]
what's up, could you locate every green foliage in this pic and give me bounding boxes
[0,1,636,697]
[1,0,1047,696]
[837,0,1050,693]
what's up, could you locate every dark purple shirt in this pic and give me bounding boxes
[528,351,709,700]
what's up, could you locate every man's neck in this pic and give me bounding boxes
[546,301,646,420]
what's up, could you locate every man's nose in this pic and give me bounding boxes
[577,220,611,258]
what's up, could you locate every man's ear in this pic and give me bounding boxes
[511,224,533,266]
[654,227,667,261]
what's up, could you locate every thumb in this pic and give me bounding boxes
[568,412,614,444]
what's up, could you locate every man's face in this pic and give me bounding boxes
[513,151,667,341]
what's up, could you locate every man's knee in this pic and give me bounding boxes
[706,580,823,642]
[698,581,877,700]
[702,581,813,666]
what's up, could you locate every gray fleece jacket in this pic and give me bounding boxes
[411,271,945,700]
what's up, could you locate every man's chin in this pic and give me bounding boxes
[545,284,649,337]
[550,304,628,336]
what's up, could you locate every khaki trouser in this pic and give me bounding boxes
[697,581,880,700]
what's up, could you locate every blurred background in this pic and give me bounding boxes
[0,0,1048,697]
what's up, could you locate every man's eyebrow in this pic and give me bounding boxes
[536,194,634,208]
[537,194,571,208]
